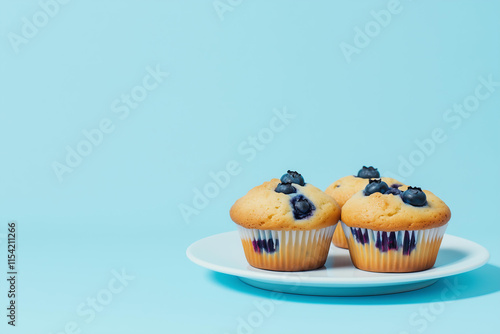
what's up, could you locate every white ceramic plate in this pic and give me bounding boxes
[187,231,489,296]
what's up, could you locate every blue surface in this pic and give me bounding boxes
[1,0,499,333]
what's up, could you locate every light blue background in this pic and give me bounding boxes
[1,0,499,333]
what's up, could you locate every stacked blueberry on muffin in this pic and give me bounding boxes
[325,166,403,248]
[230,171,340,271]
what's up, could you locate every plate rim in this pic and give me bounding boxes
[186,231,490,286]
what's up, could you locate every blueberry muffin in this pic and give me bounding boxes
[341,180,451,272]
[230,171,341,271]
[325,166,403,249]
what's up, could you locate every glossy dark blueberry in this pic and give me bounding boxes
[402,186,427,207]
[290,195,315,220]
[280,170,305,186]
[294,198,311,213]
[363,179,389,196]
[275,182,296,194]
[385,187,402,195]
[357,166,380,179]
[391,183,402,188]
[252,238,279,254]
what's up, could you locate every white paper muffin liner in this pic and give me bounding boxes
[342,222,448,272]
[237,224,336,272]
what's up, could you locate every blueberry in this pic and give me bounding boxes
[275,182,296,194]
[385,187,402,195]
[402,186,427,207]
[357,166,380,179]
[290,195,315,219]
[364,179,389,196]
[280,170,305,186]
[294,197,311,213]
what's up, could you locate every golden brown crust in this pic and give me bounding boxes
[230,179,340,231]
[341,189,451,231]
[325,175,403,208]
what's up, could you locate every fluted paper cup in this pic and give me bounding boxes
[342,222,448,273]
[237,224,336,272]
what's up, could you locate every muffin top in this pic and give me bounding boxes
[341,180,451,231]
[325,166,403,208]
[230,171,340,231]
